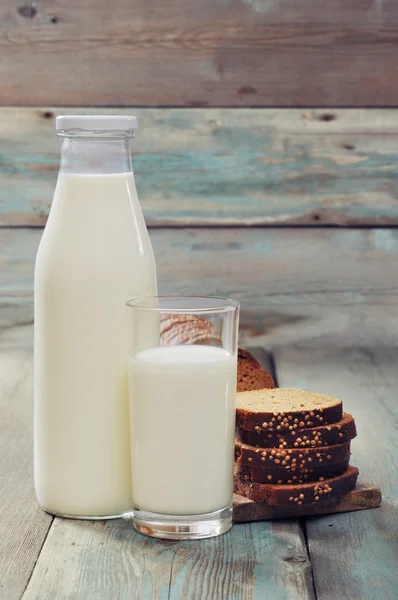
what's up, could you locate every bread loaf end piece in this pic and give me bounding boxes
[237,348,275,392]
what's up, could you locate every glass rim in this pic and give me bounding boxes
[57,130,136,139]
[126,295,240,314]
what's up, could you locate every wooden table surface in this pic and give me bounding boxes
[1,337,397,600]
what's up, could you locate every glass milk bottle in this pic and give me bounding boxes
[34,115,157,518]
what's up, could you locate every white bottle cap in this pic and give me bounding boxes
[55,115,138,132]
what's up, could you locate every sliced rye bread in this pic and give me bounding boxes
[160,314,222,346]
[236,388,343,431]
[235,440,351,470]
[234,464,359,506]
[237,348,275,392]
[239,459,350,484]
[236,412,356,448]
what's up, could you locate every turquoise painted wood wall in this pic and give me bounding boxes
[1,108,398,227]
[1,107,398,347]
[1,0,398,347]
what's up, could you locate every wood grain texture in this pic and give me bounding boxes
[23,518,314,600]
[2,227,398,347]
[1,1,398,106]
[275,348,398,600]
[233,484,382,524]
[0,350,53,599]
[2,107,398,227]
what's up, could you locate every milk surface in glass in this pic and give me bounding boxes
[128,344,236,515]
[34,117,157,517]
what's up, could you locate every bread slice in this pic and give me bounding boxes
[160,314,222,346]
[238,459,349,484]
[236,412,356,448]
[236,440,351,470]
[236,388,343,431]
[237,348,275,392]
[234,464,359,505]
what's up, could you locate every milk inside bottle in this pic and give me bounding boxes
[34,115,157,518]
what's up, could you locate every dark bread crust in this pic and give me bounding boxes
[240,459,350,484]
[237,348,275,392]
[236,440,350,469]
[234,464,359,505]
[236,412,356,448]
[236,389,343,431]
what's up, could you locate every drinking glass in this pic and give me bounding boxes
[126,296,239,539]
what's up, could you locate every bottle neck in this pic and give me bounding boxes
[59,137,133,175]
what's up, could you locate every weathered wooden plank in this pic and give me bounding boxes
[0,350,53,599]
[23,518,314,600]
[2,227,397,347]
[1,1,398,106]
[0,298,33,348]
[233,484,382,524]
[275,348,398,600]
[2,107,398,227]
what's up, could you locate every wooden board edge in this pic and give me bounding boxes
[232,483,382,523]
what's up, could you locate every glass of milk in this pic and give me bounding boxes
[126,296,239,539]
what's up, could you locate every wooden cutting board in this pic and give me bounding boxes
[232,483,381,523]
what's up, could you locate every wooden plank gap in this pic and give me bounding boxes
[300,518,319,600]
[20,516,55,599]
